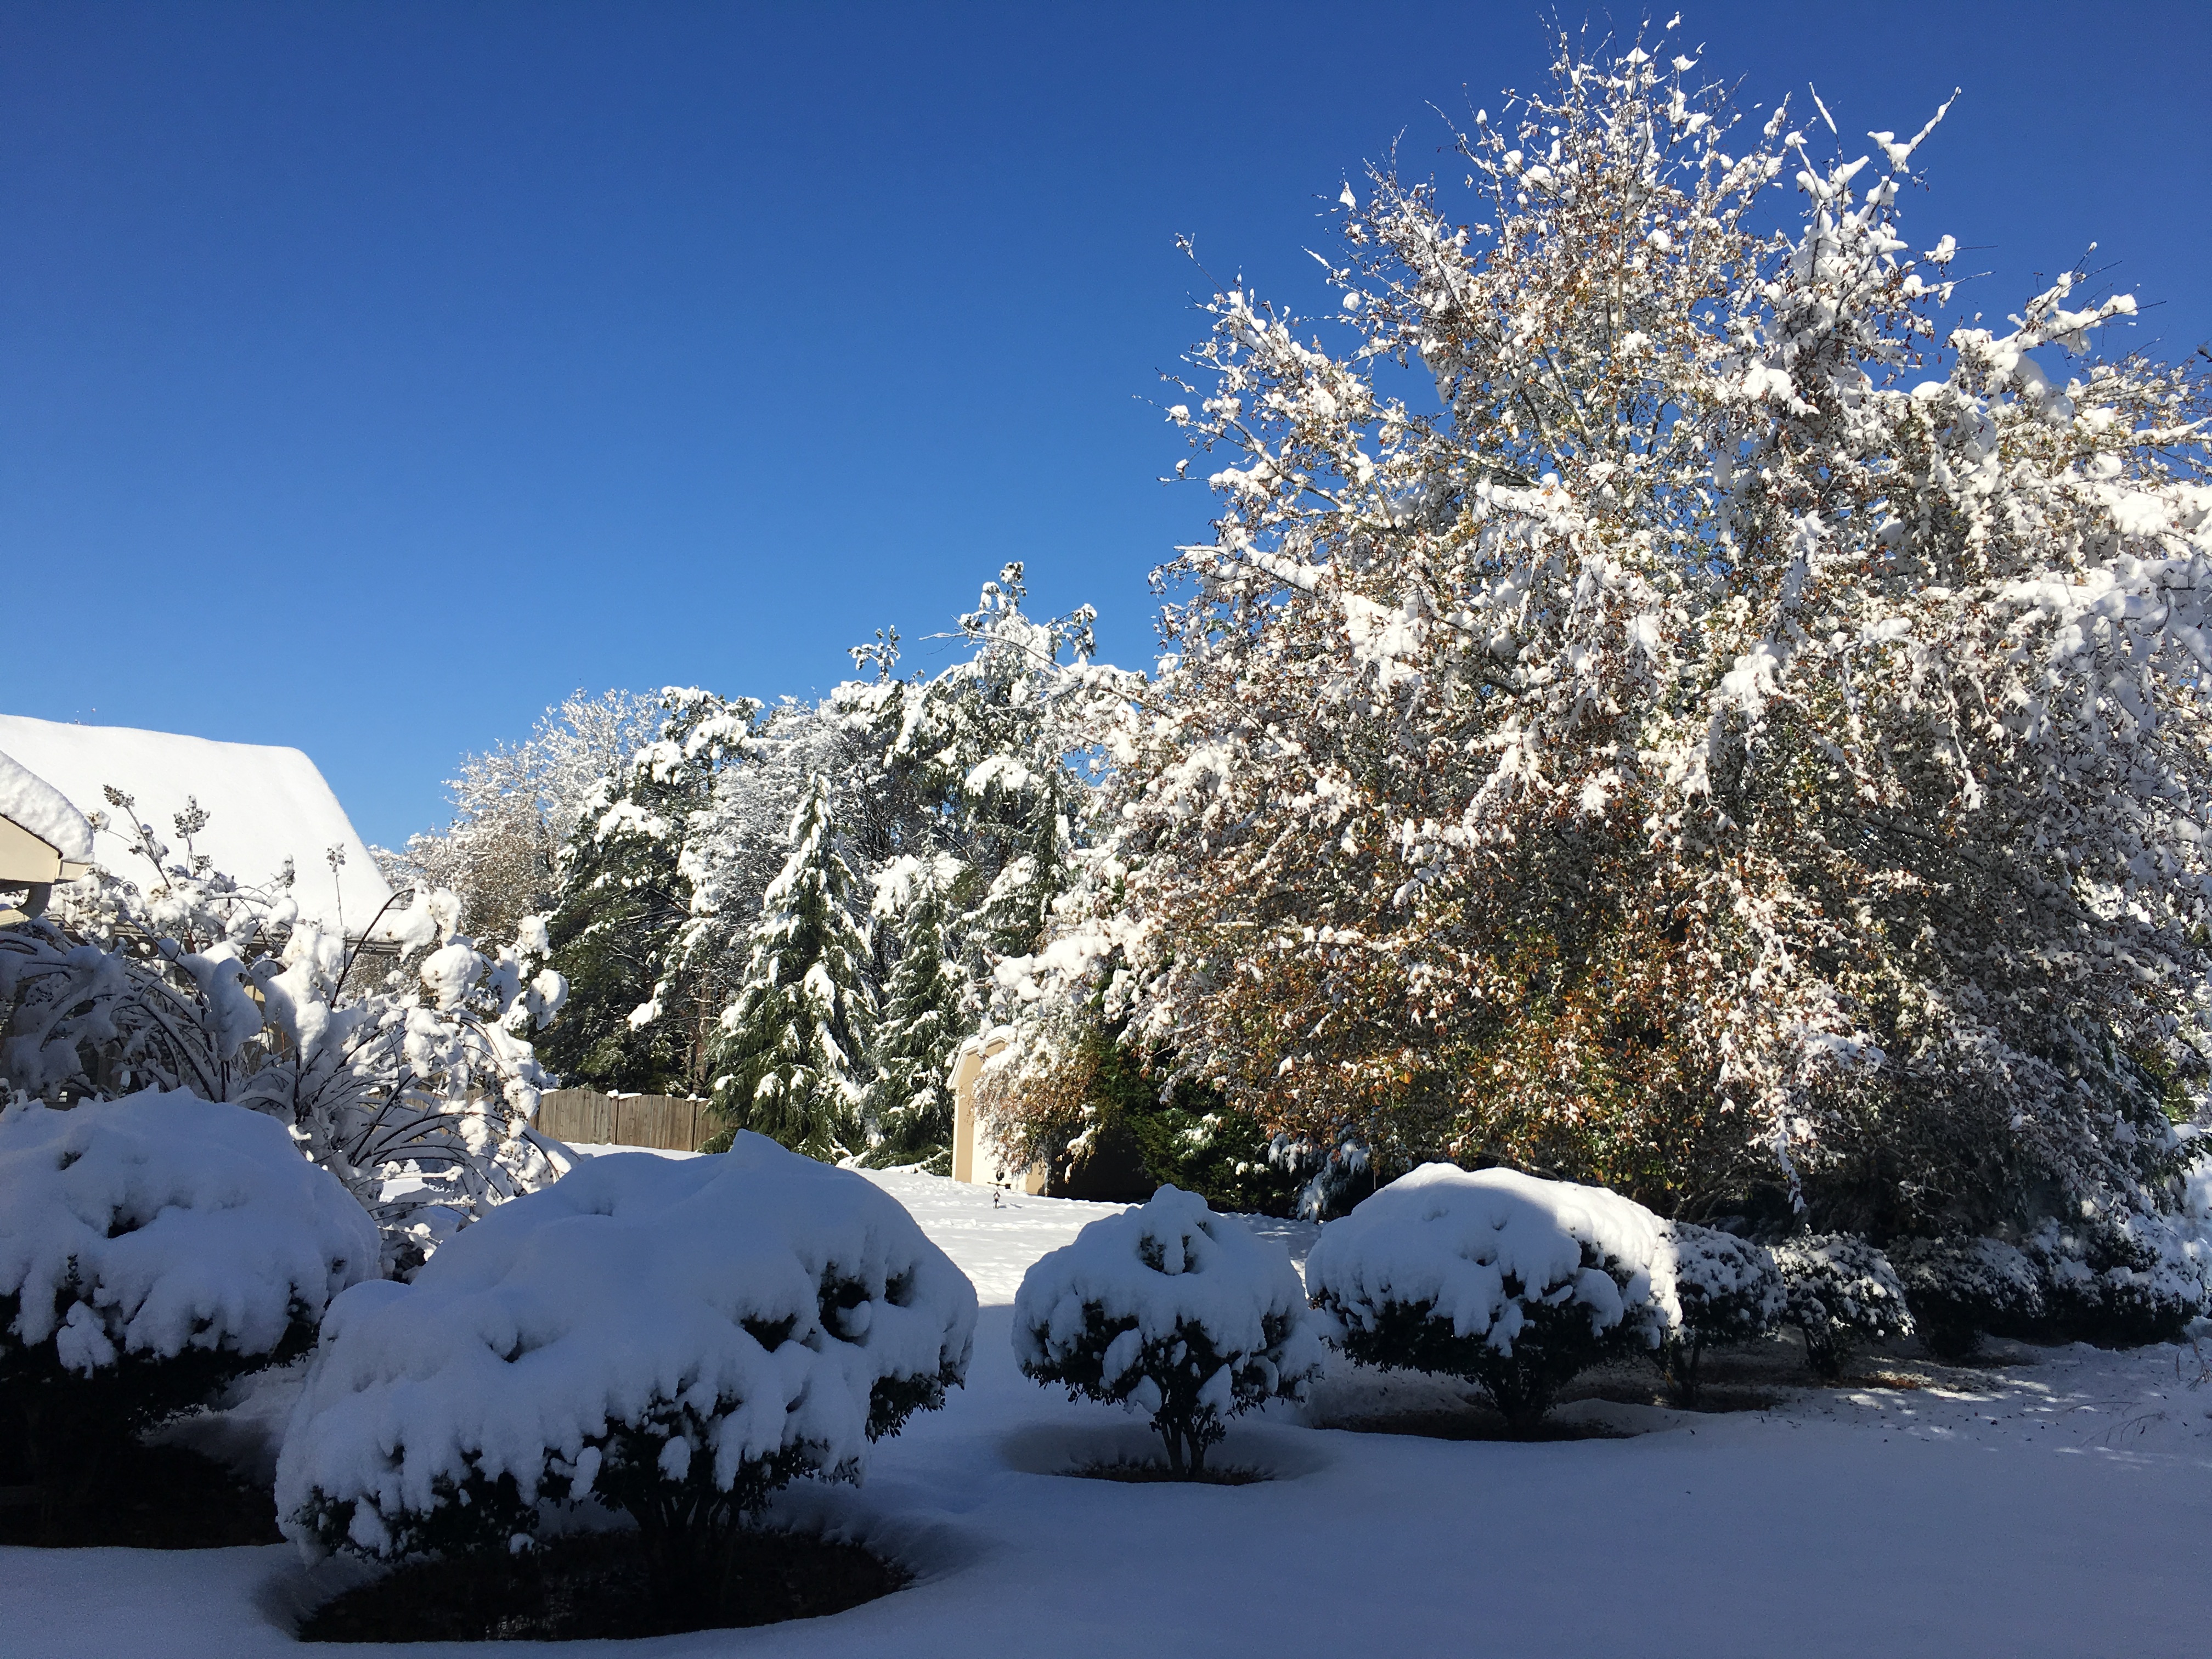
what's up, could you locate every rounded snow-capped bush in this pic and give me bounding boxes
[1774,1234,1912,1378]
[0,1091,378,1494]
[2025,1209,2204,1348]
[1655,1221,1784,1405]
[1013,1184,1321,1477]
[1303,1164,1669,1434]
[1890,1236,2045,1361]
[276,1133,976,1600]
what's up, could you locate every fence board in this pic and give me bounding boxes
[539,1088,712,1153]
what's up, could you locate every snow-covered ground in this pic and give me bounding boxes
[8,1163,2210,1657]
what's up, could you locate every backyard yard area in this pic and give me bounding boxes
[7,1162,2208,1659]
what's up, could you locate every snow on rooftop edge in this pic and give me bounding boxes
[0,748,94,865]
[0,713,390,928]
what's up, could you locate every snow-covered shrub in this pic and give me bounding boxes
[1304,1165,1668,1434]
[1774,1235,1913,1378]
[1013,1185,1321,1475]
[2025,1210,2204,1348]
[0,1092,377,1499]
[276,1134,977,1610]
[1655,1222,1785,1406]
[2,797,572,1273]
[1889,1237,2046,1360]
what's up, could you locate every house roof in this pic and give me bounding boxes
[0,714,391,929]
[0,748,94,866]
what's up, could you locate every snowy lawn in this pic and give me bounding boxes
[7,1164,2210,1657]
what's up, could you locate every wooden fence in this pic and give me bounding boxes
[537,1088,716,1153]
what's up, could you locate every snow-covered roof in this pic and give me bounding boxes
[0,713,391,928]
[0,748,94,866]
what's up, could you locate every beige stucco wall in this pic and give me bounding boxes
[950,1033,1045,1193]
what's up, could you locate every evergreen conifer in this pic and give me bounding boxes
[706,774,873,1160]
[860,856,967,1171]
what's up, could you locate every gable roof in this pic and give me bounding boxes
[0,714,391,929]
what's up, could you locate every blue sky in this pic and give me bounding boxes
[5,1,2207,849]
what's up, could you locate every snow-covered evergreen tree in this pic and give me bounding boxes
[539,690,755,1094]
[706,774,874,1161]
[669,691,907,1028]
[892,563,1115,981]
[860,854,966,1170]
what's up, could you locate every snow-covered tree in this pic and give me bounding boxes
[860,854,966,1171]
[905,564,1107,973]
[379,690,657,948]
[1003,29,2212,1240]
[706,775,874,1161]
[539,689,756,1094]
[669,690,907,1028]
[635,571,1124,1170]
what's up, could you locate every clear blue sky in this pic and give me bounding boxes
[5,2,2207,849]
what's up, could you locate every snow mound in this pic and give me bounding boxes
[276,1133,978,1560]
[1305,1163,1669,1350]
[1013,1184,1323,1460]
[0,1091,379,1371]
[0,749,93,866]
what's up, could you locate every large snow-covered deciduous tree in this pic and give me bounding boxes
[706,774,876,1161]
[1002,31,2212,1238]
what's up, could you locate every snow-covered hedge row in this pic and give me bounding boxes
[1014,1185,1321,1475]
[1890,1236,2045,1360]
[1305,1165,1671,1432]
[1655,1222,1785,1405]
[276,1134,977,1590]
[0,1092,377,1486]
[1775,1235,1913,1377]
[2025,1210,2204,1348]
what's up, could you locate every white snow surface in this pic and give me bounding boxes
[275,1136,978,1557]
[10,1161,2212,1658]
[1012,1185,1323,1413]
[0,713,389,927]
[1305,1163,1671,1347]
[0,748,93,864]
[0,1092,378,1369]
